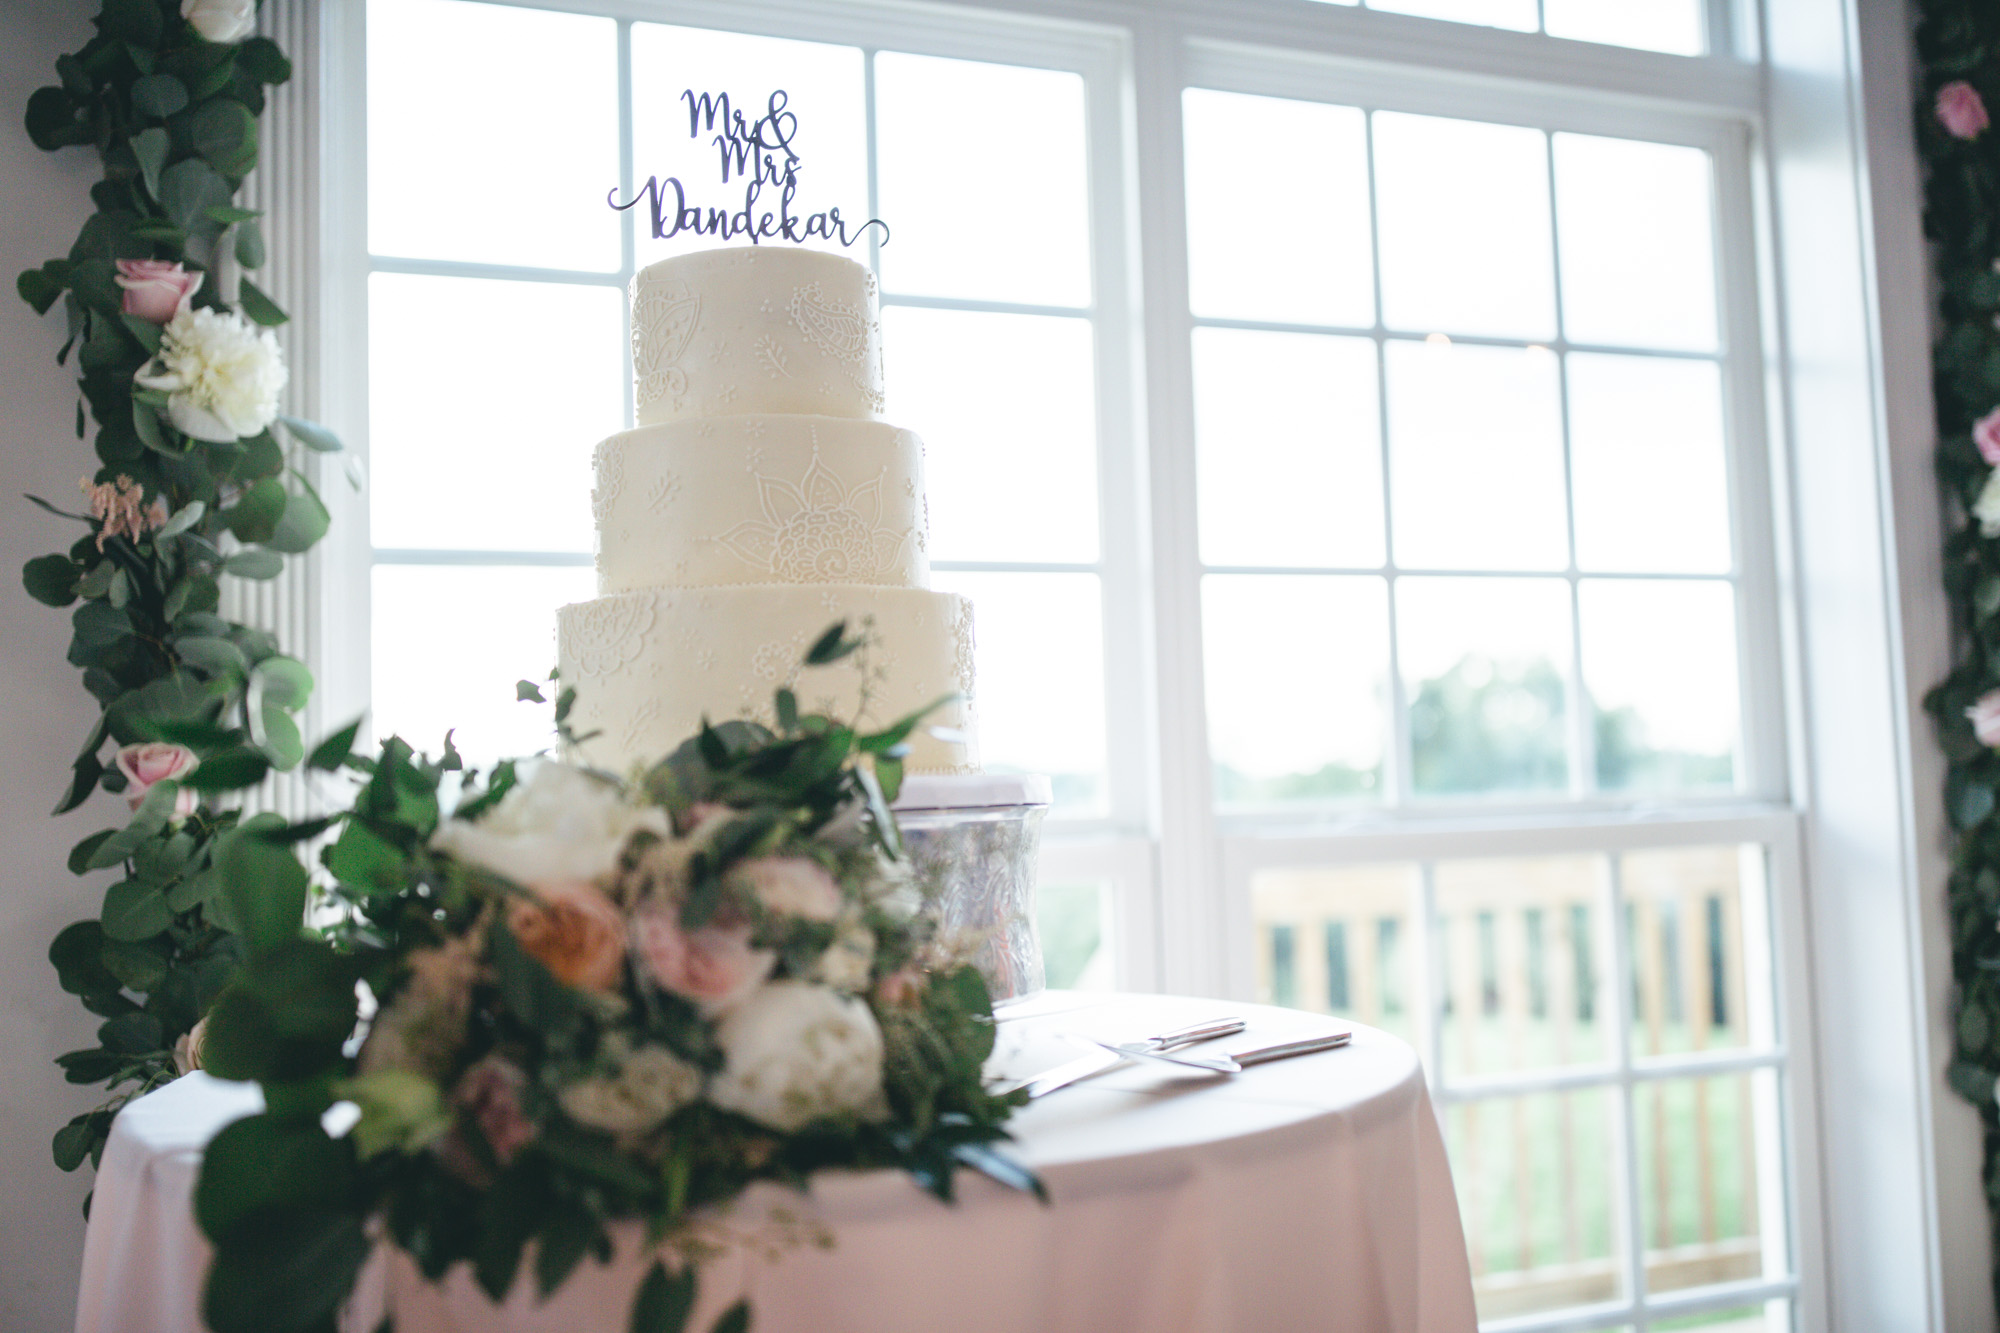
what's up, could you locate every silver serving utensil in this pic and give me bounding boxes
[1014,1017,1248,1098]
[1089,1026,1354,1076]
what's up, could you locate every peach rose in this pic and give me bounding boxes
[630,904,774,1014]
[506,881,626,991]
[1938,81,1990,141]
[114,741,199,817]
[114,260,202,325]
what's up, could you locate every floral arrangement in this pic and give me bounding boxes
[191,627,1034,1333]
[1919,0,2000,1310]
[14,2,343,1176]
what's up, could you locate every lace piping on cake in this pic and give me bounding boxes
[950,598,977,701]
[563,597,659,681]
[591,441,626,530]
[714,446,909,584]
[632,278,701,413]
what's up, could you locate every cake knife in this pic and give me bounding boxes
[1087,1027,1354,1076]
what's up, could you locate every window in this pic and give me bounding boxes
[337,2,1810,1328]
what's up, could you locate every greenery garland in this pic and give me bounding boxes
[14,0,342,1181]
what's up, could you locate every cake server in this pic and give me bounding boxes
[1088,1027,1354,1076]
[1013,1017,1248,1098]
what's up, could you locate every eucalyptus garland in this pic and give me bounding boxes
[14,0,342,1181]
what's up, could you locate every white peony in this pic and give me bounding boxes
[813,919,875,992]
[1978,470,2000,537]
[706,981,887,1132]
[182,0,256,43]
[730,856,843,921]
[560,1042,703,1136]
[134,306,286,443]
[432,761,669,888]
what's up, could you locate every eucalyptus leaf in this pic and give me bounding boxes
[214,826,308,954]
[224,549,283,580]
[101,878,174,943]
[234,218,265,270]
[190,98,259,179]
[276,415,342,453]
[238,278,286,327]
[129,74,188,119]
[22,554,81,607]
[265,488,329,554]
[157,500,206,540]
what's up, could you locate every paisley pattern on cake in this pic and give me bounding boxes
[715,449,908,583]
[563,595,657,680]
[631,278,700,412]
[789,282,885,413]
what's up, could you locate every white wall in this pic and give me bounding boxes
[0,0,130,1327]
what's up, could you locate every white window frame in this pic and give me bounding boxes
[302,0,1966,1327]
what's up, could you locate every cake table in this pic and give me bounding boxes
[74,992,1476,1333]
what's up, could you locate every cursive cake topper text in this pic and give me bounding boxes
[608,89,890,249]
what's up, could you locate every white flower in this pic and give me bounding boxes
[730,856,843,921]
[182,0,256,43]
[1970,690,2000,747]
[1977,470,2000,537]
[133,306,286,443]
[431,761,668,888]
[560,1042,703,1136]
[172,1016,208,1075]
[813,919,875,992]
[706,981,887,1132]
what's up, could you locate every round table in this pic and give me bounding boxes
[73,991,1476,1333]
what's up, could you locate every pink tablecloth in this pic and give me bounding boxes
[74,991,1476,1333]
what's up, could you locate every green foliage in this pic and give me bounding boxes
[1917,0,2000,1313]
[196,664,1032,1333]
[17,7,346,1176]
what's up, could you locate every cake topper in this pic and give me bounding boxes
[609,89,890,249]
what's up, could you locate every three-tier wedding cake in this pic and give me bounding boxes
[556,246,979,775]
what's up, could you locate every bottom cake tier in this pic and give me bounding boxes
[556,583,979,776]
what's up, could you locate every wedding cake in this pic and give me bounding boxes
[556,246,979,775]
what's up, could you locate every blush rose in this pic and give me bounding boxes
[1938,81,1990,140]
[1970,691,2000,748]
[630,905,775,1014]
[114,742,199,818]
[730,856,843,922]
[113,260,202,325]
[506,881,627,992]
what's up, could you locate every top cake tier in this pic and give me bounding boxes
[631,248,886,426]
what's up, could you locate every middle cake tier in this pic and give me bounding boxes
[556,583,977,776]
[593,415,929,594]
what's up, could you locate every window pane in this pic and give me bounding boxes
[1653,1305,1787,1331]
[930,572,1106,814]
[369,0,618,270]
[1446,1089,1624,1321]
[1204,575,1390,805]
[371,565,596,765]
[1038,880,1113,990]
[1569,354,1732,575]
[1367,0,1538,33]
[1545,0,1706,56]
[1554,135,1718,352]
[368,274,622,552]
[1399,576,1572,797]
[1193,329,1384,568]
[1634,1073,1775,1296]
[1386,340,1567,572]
[1250,863,1418,1046]
[1435,855,1610,1079]
[1623,846,1769,1056]
[1183,90,1374,327]
[630,25,867,266]
[1374,113,1555,340]
[882,307,1098,563]
[1581,580,1739,792]
[876,54,1090,307]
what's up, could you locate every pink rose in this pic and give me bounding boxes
[1938,81,1990,141]
[114,742,199,817]
[1974,408,2000,466]
[631,905,774,1013]
[452,1056,536,1165]
[730,856,843,922]
[113,260,202,325]
[1970,691,2000,747]
[506,880,627,992]
[874,968,925,1008]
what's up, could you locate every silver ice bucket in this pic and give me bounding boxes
[893,774,1052,1002]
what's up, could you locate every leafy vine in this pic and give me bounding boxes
[14,0,341,1180]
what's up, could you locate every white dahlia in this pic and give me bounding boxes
[135,306,287,443]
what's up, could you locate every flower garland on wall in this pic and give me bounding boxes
[13,0,343,1177]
